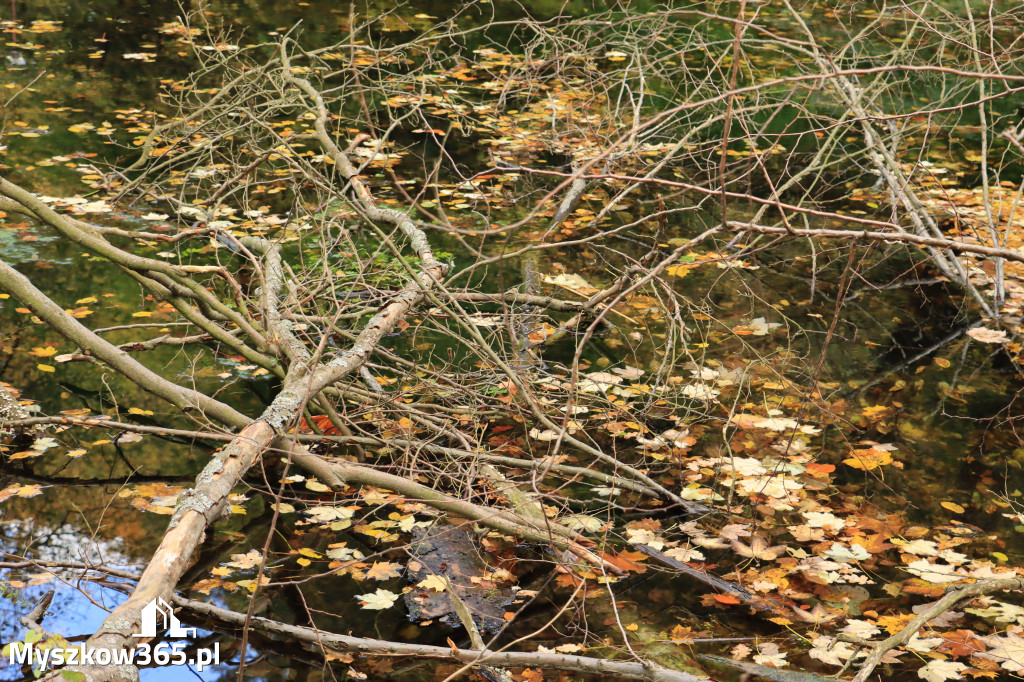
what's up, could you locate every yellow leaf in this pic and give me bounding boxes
[14,484,47,498]
[37,364,55,373]
[128,407,154,416]
[665,265,692,277]
[132,311,153,317]
[296,558,311,567]
[941,501,965,514]
[417,575,450,592]
[76,296,98,304]
[9,450,44,461]
[298,548,322,559]
[860,405,888,418]
[993,552,1008,562]
[843,444,895,470]
[29,347,57,357]
[625,623,639,631]
[66,449,86,458]
[934,357,951,368]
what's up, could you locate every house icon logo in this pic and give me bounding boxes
[133,598,197,638]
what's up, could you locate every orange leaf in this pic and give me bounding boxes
[597,551,647,574]
[297,414,340,435]
[804,463,835,477]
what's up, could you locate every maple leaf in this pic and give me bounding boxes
[553,643,584,653]
[528,428,560,441]
[966,327,1008,344]
[356,588,400,610]
[878,613,915,634]
[663,546,704,563]
[719,523,752,541]
[825,542,870,563]
[808,636,858,666]
[753,642,787,668]
[977,632,1024,672]
[306,505,360,522]
[597,551,647,574]
[789,524,825,542]
[789,603,839,624]
[917,660,968,682]
[562,514,604,533]
[366,561,402,581]
[907,632,944,652]
[843,443,895,470]
[906,559,962,584]
[861,404,890,419]
[896,539,939,556]
[0,483,48,503]
[730,643,752,660]
[841,619,880,639]
[669,625,697,641]
[804,462,835,477]
[225,549,263,569]
[694,535,731,549]
[612,365,644,380]
[626,527,665,550]
[417,575,449,592]
[966,600,1024,623]
[731,535,786,561]
[936,630,986,657]
[802,511,847,532]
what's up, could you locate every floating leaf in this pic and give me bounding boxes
[417,575,450,592]
[366,561,402,581]
[357,588,400,610]
[917,660,968,682]
[731,535,786,561]
[966,327,1008,344]
[843,443,897,470]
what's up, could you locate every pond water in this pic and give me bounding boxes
[2,2,1024,681]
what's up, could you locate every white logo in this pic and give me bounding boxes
[10,598,218,671]
[134,598,197,639]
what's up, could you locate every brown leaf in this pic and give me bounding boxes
[731,535,786,561]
